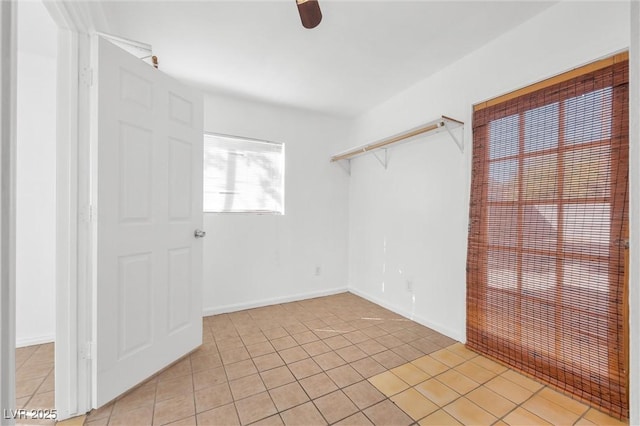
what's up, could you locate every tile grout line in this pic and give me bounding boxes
[573,406,592,426]
[378,346,600,426]
[231,320,276,425]
[494,383,548,425]
[280,355,328,426]
[33,367,54,396]
[215,322,244,425]
[82,294,628,426]
[188,350,197,426]
[264,322,362,425]
[370,350,510,424]
[15,345,52,411]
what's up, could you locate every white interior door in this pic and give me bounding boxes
[92,36,203,407]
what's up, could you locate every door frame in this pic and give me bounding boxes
[43,1,106,419]
[0,0,17,423]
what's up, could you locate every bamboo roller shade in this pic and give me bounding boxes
[474,51,628,111]
[466,55,629,419]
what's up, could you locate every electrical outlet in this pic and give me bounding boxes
[406,279,413,292]
[315,266,321,276]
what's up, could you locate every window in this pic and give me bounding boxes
[203,134,284,213]
[467,54,629,419]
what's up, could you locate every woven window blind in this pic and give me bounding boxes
[467,56,629,418]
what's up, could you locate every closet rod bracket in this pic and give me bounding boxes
[444,120,464,152]
[336,159,351,175]
[372,149,388,169]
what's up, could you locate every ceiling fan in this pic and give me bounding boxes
[296,0,322,29]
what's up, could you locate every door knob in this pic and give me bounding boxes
[194,229,206,238]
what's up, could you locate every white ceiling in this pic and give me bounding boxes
[99,1,555,117]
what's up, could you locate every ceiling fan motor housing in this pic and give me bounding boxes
[296,0,322,29]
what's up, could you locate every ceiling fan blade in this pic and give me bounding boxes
[296,0,322,29]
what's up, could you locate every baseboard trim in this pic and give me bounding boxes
[202,287,349,317]
[16,335,55,348]
[347,287,464,342]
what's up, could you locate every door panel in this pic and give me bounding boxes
[93,36,203,407]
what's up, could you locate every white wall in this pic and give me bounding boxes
[346,1,631,343]
[201,94,351,314]
[16,4,57,346]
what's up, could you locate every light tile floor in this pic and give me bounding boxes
[14,342,55,425]
[16,293,628,425]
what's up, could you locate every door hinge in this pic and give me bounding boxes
[80,67,94,87]
[80,342,96,360]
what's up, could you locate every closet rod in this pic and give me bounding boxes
[330,115,463,162]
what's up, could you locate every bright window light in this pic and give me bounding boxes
[203,133,284,214]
